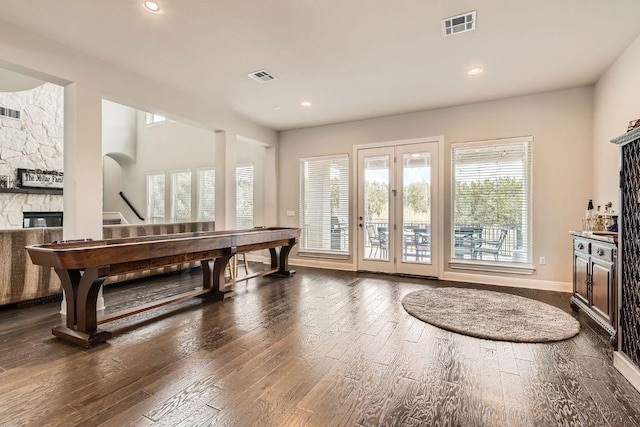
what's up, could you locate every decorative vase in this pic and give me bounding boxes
[606,215,618,232]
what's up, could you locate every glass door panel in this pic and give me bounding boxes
[363,155,390,261]
[401,151,432,263]
[396,143,438,276]
[357,147,394,273]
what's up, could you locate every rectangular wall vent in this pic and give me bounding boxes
[247,70,277,83]
[442,10,476,36]
[0,106,20,119]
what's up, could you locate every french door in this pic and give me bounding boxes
[356,142,439,277]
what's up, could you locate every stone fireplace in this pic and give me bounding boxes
[0,82,64,229]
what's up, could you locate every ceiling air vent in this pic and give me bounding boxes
[442,10,476,37]
[0,106,20,120]
[247,70,277,83]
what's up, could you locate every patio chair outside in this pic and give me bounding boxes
[454,226,483,259]
[377,227,389,258]
[366,224,382,257]
[476,228,509,260]
[413,228,430,261]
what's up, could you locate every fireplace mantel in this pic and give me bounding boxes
[0,187,62,195]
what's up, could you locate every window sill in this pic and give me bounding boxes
[448,260,535,275]
[297,250,350,260]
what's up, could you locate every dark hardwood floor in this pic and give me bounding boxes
[0,265,639,426]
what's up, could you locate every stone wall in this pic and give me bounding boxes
[0,83,64,229]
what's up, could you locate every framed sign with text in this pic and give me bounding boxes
[17,168,63,189]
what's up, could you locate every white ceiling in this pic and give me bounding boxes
[0,68,46,92]
[1,0,640,131]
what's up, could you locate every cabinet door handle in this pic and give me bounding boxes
[577,243,584,250]
[597,248,604,256]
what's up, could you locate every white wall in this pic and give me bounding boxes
[593,32,640,395]
[102,155,123,221]
[102,99,136,164]
[102,108,266,227]
[594,33,640,205]
[279,87,594,289]
[114,112,217,224]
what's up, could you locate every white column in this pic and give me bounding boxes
[61,82,104,312]
[214,130,237,230]
[63,83,103,239]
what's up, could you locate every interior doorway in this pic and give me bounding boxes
[356,140,439,277]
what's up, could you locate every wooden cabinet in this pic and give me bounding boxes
[612,127,640,388]
[570,232,617,346]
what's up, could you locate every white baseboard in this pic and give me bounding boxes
[614,352,640,393]
[285,258,570,292]
[289,258,356,272]
[248,254,356,272]
[442,270,572,293]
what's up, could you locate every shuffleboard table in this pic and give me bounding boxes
[26,227,299,347]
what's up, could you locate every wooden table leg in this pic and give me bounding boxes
[268,238,297,277]
[201,246,237,300]
[52,266,112,347]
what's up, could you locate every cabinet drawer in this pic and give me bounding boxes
[574,238,590,255]
[592,243,614,262]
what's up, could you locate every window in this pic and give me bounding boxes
[146,173,165,224]
[197,168,215,221]
[145,112,166,125]
[236,164,254,229]
[171,170,192,222]
[299,154,349,254]
[451,137,532,266]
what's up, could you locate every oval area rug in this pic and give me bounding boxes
[402,287,580,342]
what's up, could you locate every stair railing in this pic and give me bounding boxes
[119,191,145,221]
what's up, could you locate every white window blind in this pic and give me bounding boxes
[146,173,165,224]
[197,168,215,221]
[451,137,532,264]
[299,154,349,254]
[171,170,192,223]
[236,165,254,229]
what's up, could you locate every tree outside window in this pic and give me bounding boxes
[452,138,531,263]
[147,173,165,224]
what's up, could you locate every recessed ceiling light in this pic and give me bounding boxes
[143,1,164,14]
[273,106,281,110]
[468,67,483,75]
[301,101,312,107]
